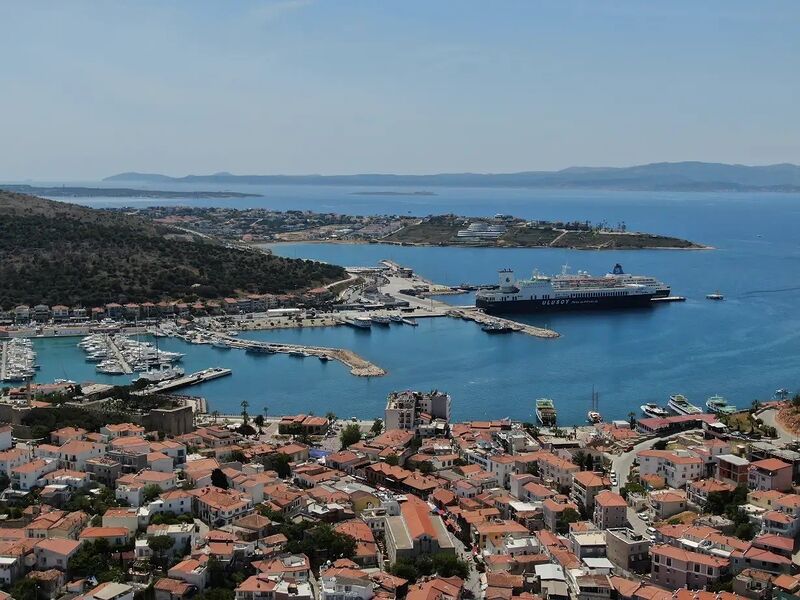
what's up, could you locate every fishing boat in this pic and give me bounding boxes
[587,388,602,424]
[536,398,557,426]
[640,403,670,418]
[401,317,418,326]
[706,395,737,415]
[667,394,703,416]
[706,291,724,300]
[318,354,331,362]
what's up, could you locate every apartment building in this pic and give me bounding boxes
[593,491,627,530]
[637,450,703,489]
[748,459,792,492]
[650,544,729,589]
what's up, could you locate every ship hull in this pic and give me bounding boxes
[477,293,655,314]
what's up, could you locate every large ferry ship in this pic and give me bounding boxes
[475,265,663,313]
[606,264,670,297]
[536,398,558,426]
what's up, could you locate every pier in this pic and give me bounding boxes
[105,334,133,374]
[376,261,560,339]
[0,342,7,381]
[449,308,560,338]
[136,367,232,395]
[224,337,386,377]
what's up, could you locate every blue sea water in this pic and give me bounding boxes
[26,185,800,424]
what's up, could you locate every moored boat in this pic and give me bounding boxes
[667,394,703,416]
[536,398,557,426]
[641,403,670,418]
[706,395,736,415]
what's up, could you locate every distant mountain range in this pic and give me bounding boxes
[104,162,800,192]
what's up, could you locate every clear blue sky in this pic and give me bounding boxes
[2,1,799,180]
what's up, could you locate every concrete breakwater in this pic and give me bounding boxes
[223,337,386,377]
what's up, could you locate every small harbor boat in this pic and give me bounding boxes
[667,394,703,416]
[390,315,403,323]
[706,291,724,300]
[641,402,670,418]
[587,388,602,424]
[211,339,231,350]
[706,394,737,415]
[401,317,418,326]
[371,315,391,326]
[536,398,557,426]
[318,354,331,362]
[774,388,790,400]
[135,364,185,383]
[289,350,306,358]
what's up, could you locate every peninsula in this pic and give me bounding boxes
[121,206,705,250]
[0,184,260,199]
[0,192,345,308]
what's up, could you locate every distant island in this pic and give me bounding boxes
[104,161,800,193]
[350,191,436,196]
[0,184,260,199]
[121,206,706,250]
[0,192,345,308]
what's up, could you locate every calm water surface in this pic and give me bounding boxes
[26,185,800,424]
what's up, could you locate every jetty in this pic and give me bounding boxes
[0,342,7,381]
[449,308,560,339]
[105,334,133,374]
[136,367,232,395]
[224,337,386,377]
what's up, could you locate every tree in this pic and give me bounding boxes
[385,453,400,467]
[211,468,229,489]
[750,399,760,413]
[573,451,586,469]
[262,453,292,479]
[284,524,357,568]
[339,424,362,450]
[371,418,383,435]
[212,410,220,424]
[418,461,434,475]
[325,412,337,423]
[142,484,163,503]
[557,507,581,534]
[583,453,594,471]
[10,579,37,600]
[198,590,235,600]
[628,411,637,430]
[254,414,264,429]
[432,553,470,579]
[148,535,175,571]
[240,400,250,425]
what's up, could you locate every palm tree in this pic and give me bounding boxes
[241,400,250,425]
[628,411,636,430]
[751,399,761,413]
[212,410,220,424]
[263,406,269,420]
[326,412,337,423]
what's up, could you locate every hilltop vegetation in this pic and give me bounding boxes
[0,192,345,308]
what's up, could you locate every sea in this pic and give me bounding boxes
[23,183,800,425]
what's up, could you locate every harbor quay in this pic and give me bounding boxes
[0,376,797,600]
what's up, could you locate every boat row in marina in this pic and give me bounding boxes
[0,338,38,382]
[78,334,184,376]
[342,314,417,329]
[640,393,738,418]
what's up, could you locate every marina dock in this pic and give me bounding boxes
[224,337,386,377]
[105,334,134,374]
[0,342,7,381]
[136,367,232,395]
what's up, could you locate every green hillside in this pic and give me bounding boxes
[0,192,346,308]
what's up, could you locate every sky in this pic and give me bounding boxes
[1,1,799,181]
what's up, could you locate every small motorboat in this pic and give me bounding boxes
[706,291,724,301]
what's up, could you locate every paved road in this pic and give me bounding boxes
[758,408,798,444]
[451,535,481,598]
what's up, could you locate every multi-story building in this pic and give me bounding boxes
[190,487,254,527]
[686,479,736,510]
[604,528,651,573]
[748,459,792,492]
[593,491,627,530]
[715,454,750,486]
[571,472,611,512]
[650,544,729,589]
[649,489,687,521]
[384,390,451,432]
[637,450,704,489]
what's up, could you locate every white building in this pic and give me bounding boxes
[637,449,704,488]
[320,571,374,600]
[384,390,451,432]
